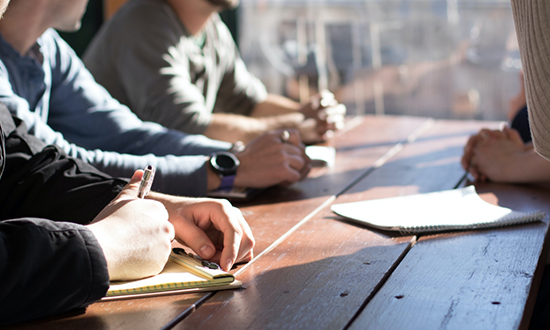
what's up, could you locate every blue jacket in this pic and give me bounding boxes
[0,29,231,196]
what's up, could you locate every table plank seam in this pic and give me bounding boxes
[165,117,436,329]
[342,236,418,330]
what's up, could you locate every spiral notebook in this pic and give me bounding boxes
[331,186,545,235]
[103,248,242,300]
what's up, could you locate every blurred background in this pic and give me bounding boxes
[64,0,521,121]
[238,0,520,121]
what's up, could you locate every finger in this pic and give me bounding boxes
[172,220,217,260]
[114,170,144,201]
[282,145,309,171]
[167,221,176,242]
[464,134,479,154]
[479,129,491,140]
[488,129,505,139]
[323,104,346,117]
[216,209,242,271]
[462,135,478,169]
[460,154,469,170]
[318,124,333,138]
[283,128,304,148]
[499,122,510,132]
[272,128,304,147]
[282,162,303,183]
[504,126,524,143]
[468,166,480,181]
[221,207,254,268]
[240,250,254,263]
[299,160,312,179]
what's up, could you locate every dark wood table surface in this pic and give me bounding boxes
[8,115,550,330]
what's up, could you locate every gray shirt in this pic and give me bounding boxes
[84,0,268,135]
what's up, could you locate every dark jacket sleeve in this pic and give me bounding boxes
[0,104,125,324]
[0,218,109,326]
[0,104,128,224]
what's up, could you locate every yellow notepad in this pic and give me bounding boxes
[331,186,546,235]
[104,248,241,300]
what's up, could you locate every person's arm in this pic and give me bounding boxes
[510,1,550,161]
[0,30,232,197]
[45,29,231,158]
[0,105,127,222]
[0,107,115,325]
[462,127,550,183]
[85,9,298,144]
[0,172,173,326]
[203,109,304,143]
[205,92,348,144]
[0,218,109,326]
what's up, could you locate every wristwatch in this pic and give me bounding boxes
[210,151,240,190]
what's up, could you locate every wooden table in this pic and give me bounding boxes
[8,115,550,330]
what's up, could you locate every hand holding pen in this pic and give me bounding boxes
[88,167,174,280]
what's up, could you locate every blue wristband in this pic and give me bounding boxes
[219,174,236,191]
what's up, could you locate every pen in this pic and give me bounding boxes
[138,165,155,199]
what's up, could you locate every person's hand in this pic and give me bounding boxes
[465,127,528,182]
[87,171,175,281]
[299,90,346,144]
[461,128,505,180]
[149,195,255,271]
[233,129,311,188]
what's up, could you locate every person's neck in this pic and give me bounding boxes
[0,3,49,55]
[167,0,218,36]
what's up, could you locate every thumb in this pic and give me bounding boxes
[503,127,524,144]
[115,170,144,201]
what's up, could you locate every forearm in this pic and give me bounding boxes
[250,94,301,117]
[504,149,550,183]
[203,112,304,143]
[0,219,109,325]
[510,0,550,161]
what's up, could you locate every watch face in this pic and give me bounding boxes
[211,152,240,175]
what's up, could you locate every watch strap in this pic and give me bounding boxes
[219,174,236,190]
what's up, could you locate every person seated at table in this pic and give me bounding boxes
[0,97,254,325]
[83,0,346,145]
[0,0,311,198]
[459,71,550,183]
[506,2,550,329]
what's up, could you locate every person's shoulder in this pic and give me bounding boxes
[208,14,236,47]
[101,0,182,45]
[39,28,63,45]
[38,29,75,57]
[111,0,177,29]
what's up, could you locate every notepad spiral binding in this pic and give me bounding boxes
[398,210,546,236]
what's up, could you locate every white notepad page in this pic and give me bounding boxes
[331,186,545,234]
